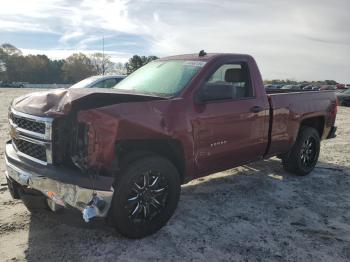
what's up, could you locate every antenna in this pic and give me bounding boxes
[102,36,105,75]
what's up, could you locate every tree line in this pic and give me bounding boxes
[0,43,158,84]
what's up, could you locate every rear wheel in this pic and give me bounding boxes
[110,155,180,238]
[282,127,320,176]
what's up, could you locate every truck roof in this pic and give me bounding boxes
[158,53,252,62]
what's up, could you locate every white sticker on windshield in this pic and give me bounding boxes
[183,61,207,67]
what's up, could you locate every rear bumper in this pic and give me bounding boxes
[327,126,337,139]
[4,141,114,221]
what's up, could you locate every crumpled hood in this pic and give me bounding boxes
[12,88,166,117]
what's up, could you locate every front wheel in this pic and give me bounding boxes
[110,155,181,238]
[282,127,320,176]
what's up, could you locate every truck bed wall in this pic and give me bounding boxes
[266,91,336,158]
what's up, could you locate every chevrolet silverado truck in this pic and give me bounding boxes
[5,52,337,238]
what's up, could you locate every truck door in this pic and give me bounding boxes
[193,62,269,174]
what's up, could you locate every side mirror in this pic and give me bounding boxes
[196,83,232,103]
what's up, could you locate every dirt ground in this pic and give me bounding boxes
[0,88,349,262]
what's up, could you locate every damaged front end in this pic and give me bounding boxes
[37,112,118,221]
[5,88,168,222]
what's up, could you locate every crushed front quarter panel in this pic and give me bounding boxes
[76,100,175,169]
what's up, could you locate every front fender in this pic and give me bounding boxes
[76,101,173,169]
[77,109,119,168]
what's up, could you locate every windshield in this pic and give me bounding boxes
[70,76,100,89]
[343,88,350,94]
[114,60,205,96]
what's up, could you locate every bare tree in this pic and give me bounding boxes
[110,62,127,75]
[89,53,114,75]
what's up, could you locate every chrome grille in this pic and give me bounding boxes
[9,108,53,165]
[10,113,46,134]
[13,138,47,162]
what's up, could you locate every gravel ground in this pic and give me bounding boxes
[0,88,349,262]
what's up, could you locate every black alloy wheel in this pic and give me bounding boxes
[300,137,317,169]
[126,170,169,223]
[110,155,180,238]
[282,127,320,176]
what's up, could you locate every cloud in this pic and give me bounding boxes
[0,19,56,33]
[0,0,349,82]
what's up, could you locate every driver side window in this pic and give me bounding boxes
[206,63,253,99]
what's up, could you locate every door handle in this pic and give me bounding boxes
[250,106,263,113]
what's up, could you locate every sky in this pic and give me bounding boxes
[0,0,349,82]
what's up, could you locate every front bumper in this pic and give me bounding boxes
[4,142,114,221]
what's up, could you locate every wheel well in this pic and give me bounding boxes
[115,139,186,183]
[300,116,325,138]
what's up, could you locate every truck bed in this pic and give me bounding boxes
[265,90,337,157]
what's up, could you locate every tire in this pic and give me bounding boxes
[282,127,320,176]
[6,177,20,199]
[110,155,181,238]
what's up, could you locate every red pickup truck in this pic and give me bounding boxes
[5,53,337,238]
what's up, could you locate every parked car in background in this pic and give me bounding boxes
[319,85,336,91]
[281,85,302,90]
[265,84,282,91]
[337,88,350,106]
[336,83,346,90]
[70,75,125,89]
[303,85,314,90]
[303,85,320,91]
[0,81,27,88]
[299,83,309,88]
